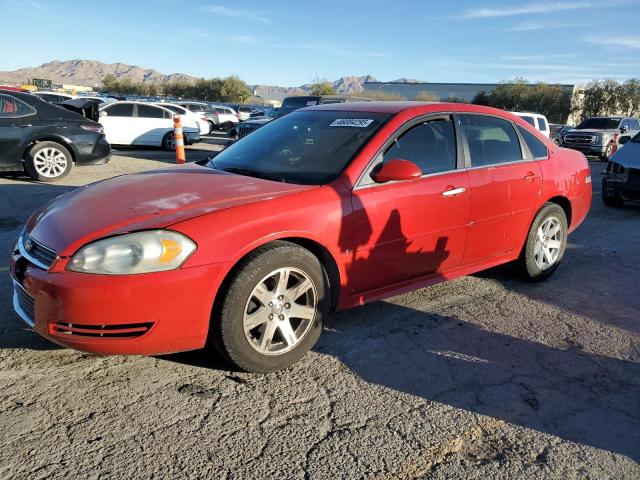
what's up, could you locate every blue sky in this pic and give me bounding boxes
[2,0,640,86]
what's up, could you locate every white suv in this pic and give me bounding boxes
[510,112,551,138]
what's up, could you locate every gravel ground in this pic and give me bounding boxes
[0,148,638,479]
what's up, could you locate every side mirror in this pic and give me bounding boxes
[620,125,629,133]
[99,110,108,117]
[373,159,422,183]
[619,135,631,145]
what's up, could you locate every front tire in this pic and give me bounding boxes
[514,203,568,281]
[24,141,72,182]
[162,132,175,151]
[211,241,328,373]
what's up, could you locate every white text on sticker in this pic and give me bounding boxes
[329,119,374,128]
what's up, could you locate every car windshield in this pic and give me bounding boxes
[576,118,621,130]
[207,110,390,185]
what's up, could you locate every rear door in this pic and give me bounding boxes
[0,94,38,168]
[100,103,134,145]
[458,114,543,264]
[135,104,172,146]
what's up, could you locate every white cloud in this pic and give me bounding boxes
[461,1,592,18]
[229,35,257,44]
[202,5,272,24]
[504,20,584,31]
[583,35,640,49]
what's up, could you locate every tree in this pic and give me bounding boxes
[309,77,336,96]
[415,90,440,102]
[220,76,252,103]
[471,79,572,124]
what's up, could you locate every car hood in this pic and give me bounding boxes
[26,165,315,253]
[611,142,640,169]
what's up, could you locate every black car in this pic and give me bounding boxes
[602,133,640,207]
[0,90,110,182]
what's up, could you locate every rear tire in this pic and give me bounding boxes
[24,141,72,182]
[211,241,328,373]
[513,203,568,281]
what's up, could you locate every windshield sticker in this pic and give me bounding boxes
[329,118,375,128]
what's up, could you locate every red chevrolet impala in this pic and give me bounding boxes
[9,102,592,372]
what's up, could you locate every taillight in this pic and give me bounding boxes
[81,124,104,134]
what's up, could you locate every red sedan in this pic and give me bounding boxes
[9,102,592,372]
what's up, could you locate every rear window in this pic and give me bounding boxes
[459,115,523,166]
[104,103,134,117]
[137,104,166,118]
[517,125,548,159]
[0,94,36,118]
[519,115,535,127]
[536,117,548,132]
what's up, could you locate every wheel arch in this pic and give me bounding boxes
[545,195,572,227]
[209,237,343,335]
[23,136,77,164]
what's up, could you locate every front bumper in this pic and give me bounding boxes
[9,244,226,355]
[564,143,607,156]
[603,175,640,202]
[184,131,200,145]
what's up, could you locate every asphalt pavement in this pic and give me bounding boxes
[0,151,638,479]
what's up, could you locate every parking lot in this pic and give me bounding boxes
[0,145,639,479]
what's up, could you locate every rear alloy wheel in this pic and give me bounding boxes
[162,132,175,151]
[211,241,328,373]
[24,141,72,182]
[514,203,568,281]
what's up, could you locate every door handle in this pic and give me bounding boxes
[524,172,541,181]
[442,186,466,197]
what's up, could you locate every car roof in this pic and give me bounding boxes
[301,101,514,116]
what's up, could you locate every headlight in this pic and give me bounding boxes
[67,230,196,275]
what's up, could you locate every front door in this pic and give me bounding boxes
[349,116,470,294]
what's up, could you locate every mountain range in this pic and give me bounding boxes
[0,59,423,99]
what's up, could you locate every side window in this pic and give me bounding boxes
[459,115,523,167]
[536,117,548,132]
[520,115,535,127]
[632,119,640,130]
[104,103,134,117]
[517,125,548,159]
[620,119,630,130]
[136,104,164,118]
[382,119,457,175]
[0,94,36,118]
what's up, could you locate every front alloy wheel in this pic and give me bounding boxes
[243,268,317,355]
[211,241,328,373]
